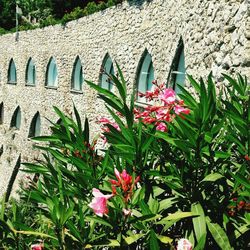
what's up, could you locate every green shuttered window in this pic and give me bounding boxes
[137,51,154,102]
[46,57,58,87]
[26,58,36,85]
[8,59,17,84]
[10,106,21,129]
[72,56,83,91]
[100,54,114,91]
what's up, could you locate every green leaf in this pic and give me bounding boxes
[32,135,60,142]
[206,217,233,250]
[235,224,250,239]
[201,173,224,182]
[91,239,120,247]
[193,234,206,250]
[14,229,57,239]
[123,233,145,245]
[159,197,176,212]
[160,211,196,222]
[191,202,206,248]
[85,216,112,228]
[139,200,152,215]
[111,73,126,103]
[149,230,160,250]
[73,104,82,134]
[156,234,172,244]
[214,151,231,159]
[230,172,250,189]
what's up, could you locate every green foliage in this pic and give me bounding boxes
[0,68,249,249]
[0,0,123,34]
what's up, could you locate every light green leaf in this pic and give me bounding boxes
[159,197,176,212]
[191,202,206,248]
[201,173,224,182]
[206,217,233,250]
[163,211,196,221]
[85,216,112,228]
[123,233,145,245]
[91,239,120,247]
[156,234,172,244]
[235,224,250,239]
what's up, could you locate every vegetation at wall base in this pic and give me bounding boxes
[0,66,249,249]
[0,0,124,35]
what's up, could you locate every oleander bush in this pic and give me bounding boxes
[0,65,249,249]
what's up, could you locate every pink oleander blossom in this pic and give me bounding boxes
[159,88,176,104]
[177,238,192,250]
[98,117,112,123]
[31,244,44,250]
[174,105,190,115]
[156,122,167,132]
[88,188,113,217]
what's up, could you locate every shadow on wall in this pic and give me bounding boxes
[127,0,153,7]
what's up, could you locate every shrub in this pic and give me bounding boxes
[0,27,7,35]
[0,66,249,249]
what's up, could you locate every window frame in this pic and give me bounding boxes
[10,106,21,130]
[99,54,114,91]
[0,102,3,125]
[25,58,36,86]
[136,51,155,103]
[45,57,58,88]
[7,59,17,85]
[28,112,41,138]
[167,39,185,93]
[71,56,84,92]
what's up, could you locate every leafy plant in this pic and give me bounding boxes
[0,67,249,249]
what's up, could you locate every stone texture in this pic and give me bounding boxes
[0,0,249,196]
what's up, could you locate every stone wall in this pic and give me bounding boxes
[0,0,249,196]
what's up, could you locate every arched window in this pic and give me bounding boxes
[100,54,114,91]
[168,39,185,93]
[46,57,58,87]
[10,106,21,129]
[8,59,17,84]
[137,50,155,102]
[28,112,41,137]
[26,58,36,85]
[0,102,3,124]
[71,56,83,91]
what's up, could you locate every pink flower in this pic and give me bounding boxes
[156,108,172,122]
[177,238,192,250]
[88,188,113,217]
[113,168,133,191]
[156,122,167,132]
[142,117,157,124]
[98,117,112,123]
[159,88,176,104]
[31,244,44,250]
[144,90,154,100]
[174,105,190,115]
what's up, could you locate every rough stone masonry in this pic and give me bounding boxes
[0,0,249,196]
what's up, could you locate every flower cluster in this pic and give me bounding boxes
[97,117,121,143]
[89,169,139,217]
[228,198,250,217]
[110,168,140,202]
[135,80,190,132]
